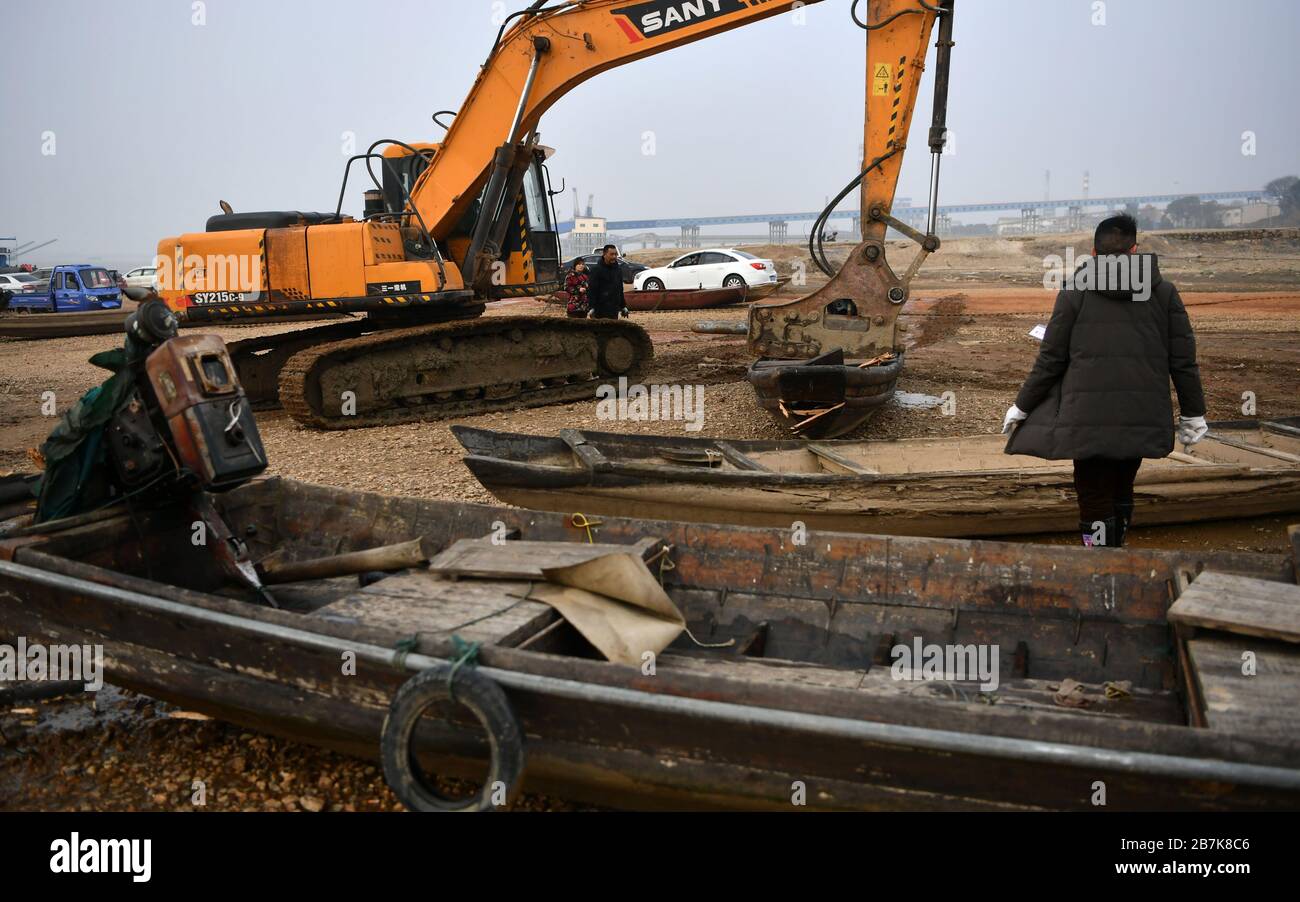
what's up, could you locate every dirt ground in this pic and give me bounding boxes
[2,230,1298,811]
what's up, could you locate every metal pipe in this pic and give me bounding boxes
[925,0,955,236]
[507,39,548,145]
[925,152,943,236]
[462,37,549,282]
[259,537,434,585]
[692,321,749,335]
[3,557,1298,793]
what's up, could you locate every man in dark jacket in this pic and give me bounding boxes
[587,244,626,320]
[1002,214,1207,547]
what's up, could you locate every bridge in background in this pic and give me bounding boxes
[557,189,1269,247]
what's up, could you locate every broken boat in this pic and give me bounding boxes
[625,284,748,312]
[452,418,1300,538]
[3,475,1300,811]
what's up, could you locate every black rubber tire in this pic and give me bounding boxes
[380,664,524,812]
[642,277,665,291]
[723,274,746,289]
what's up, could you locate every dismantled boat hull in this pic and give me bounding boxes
[2,476,1298,810]
[747,350,903,438]
[453,419,1300,538]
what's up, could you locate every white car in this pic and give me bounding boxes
[633,248,776,292]
[123,265,159,292]
[0,273,40,293]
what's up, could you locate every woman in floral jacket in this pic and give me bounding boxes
[564,259,590,318]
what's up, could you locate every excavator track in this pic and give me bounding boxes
[277,315,654,429]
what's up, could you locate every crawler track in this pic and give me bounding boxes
[276,315,653,429]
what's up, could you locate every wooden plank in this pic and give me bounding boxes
[807,443,879,475]
[558,429,609,471]
[1203,434,1300,465]
[311,571,555,647]
[1168,570,1300,644]
[1264,420,1300,440]
[1188,635,1300,745]
[1169,571,1206,727]
[428,536,663,581]
[713,442,769,472]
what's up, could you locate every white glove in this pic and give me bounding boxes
[1002,404,1028,434]
[1177,415,1209,447]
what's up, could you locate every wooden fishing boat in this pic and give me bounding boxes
[0,306,348,341]
[547,280,784,314]
[625,285,747,312]
[2,475,1298,811]
[453,418,1300,538]
[0,308,130,340]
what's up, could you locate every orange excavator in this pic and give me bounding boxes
[155,0,953,435]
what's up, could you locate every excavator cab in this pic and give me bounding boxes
[381,143,561,299]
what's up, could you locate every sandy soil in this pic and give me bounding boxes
[2,231,1298,811]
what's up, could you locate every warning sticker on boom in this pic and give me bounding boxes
[872,63,892,96]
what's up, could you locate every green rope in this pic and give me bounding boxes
[391,633,481,702]
[447,635,481,703]
[391,635,420,670]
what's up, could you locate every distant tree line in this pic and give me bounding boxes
[1142,177,1300,229]
[1265,176,1300,224]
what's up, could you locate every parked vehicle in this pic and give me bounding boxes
[0,273,40,294]
[4,264,123,313]
[123,265,159,292]
[561,253,646,285]
[634,248,776,291]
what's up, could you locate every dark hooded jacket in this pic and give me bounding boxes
[587,258,625,318]
[1005,255,1206,461]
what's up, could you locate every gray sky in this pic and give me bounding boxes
[3,0,1297,266]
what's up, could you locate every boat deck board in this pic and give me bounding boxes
[1169,571,1300,644]
[309,571,556,647]
[1188,635,1300,745]
[658,653,1183,724]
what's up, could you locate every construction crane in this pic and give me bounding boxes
[155,0,951,434]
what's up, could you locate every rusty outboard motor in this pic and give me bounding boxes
[34,288,274,603]
[106,293,266,495]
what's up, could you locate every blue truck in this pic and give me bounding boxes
[3,264,122,313]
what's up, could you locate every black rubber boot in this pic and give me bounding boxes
[1079,517,1119,548]
[1113,501,1134,548]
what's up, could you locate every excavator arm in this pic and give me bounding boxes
[415,1,827,241]
[415,0,948,317]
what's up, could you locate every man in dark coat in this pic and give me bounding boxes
[587,244,626,320]
[1002,214,1207,547]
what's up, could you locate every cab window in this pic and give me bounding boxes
[81,269,114,289]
